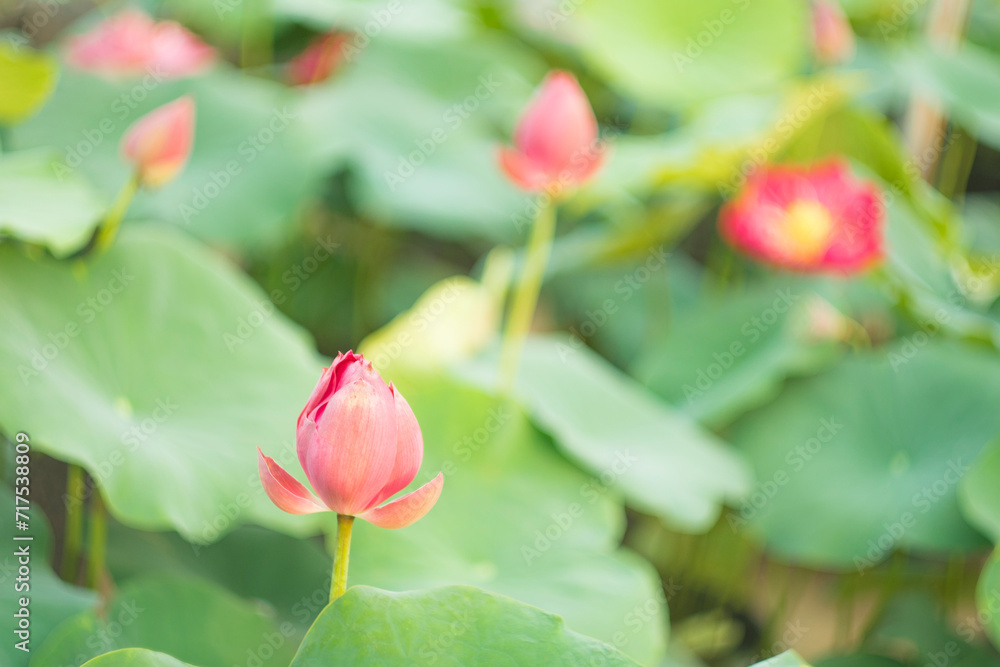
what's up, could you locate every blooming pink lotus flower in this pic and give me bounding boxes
[258,352,444,529]
[811,0,856,66]
[719,160,884,274]
[499,71,604,191]
[288,32,350,86]
[121,96,195,189]
[67,9,215,79]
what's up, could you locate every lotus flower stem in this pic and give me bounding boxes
[86,491,108,591]
[95,172,141,253]
[903,0,971,181]
[60,465,86,582]
[498,200,556,393]
[331,514,354,602]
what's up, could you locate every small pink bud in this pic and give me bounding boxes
[811,0,856,66]
[719,160,884,275]
[499,71,604,191]
[66,9,215,79]
[259,352,443,529]
[121,97,195,189]
[288,32,350,86]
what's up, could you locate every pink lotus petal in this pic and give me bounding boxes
[499,70,603,191]
[360,473,444,529]
[367,385,423,509]
[303,373,398,515]
[258,448,328,515]
[719,159,884,275]
[121,96,195,189]
[66,9,214,80]
[812,0,856,66]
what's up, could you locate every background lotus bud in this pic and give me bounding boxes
[811,0,856,66]
[719,160,883,274]
[288,32,350,86]
[499,70,604,192]
[121,96,195,189]
[259,351,443,529]
[66,9,215,79]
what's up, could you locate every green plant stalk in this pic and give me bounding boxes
[94,172,141,253]
[498,200,556,394]
[60,465,86,583]
[85,492,107,590]
[240,0,273,69]
[330,514,354,602]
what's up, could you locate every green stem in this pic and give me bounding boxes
[86,492,108,591]
[498,200,556,394]
[95,172,141,253]
[240,0,273,69]
[330,514,354,602]
[60,465,86,583]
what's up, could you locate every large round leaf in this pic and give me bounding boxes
[977,549,1000,650]
[730,342,1000,568]
[105,524,330,633]
[346,371,669,665]
[576,0,807,107]
[32,576,296,667]
[294,36,541,243]
[292,585,641,666]
[84,649,194,667]
[633,280,840,428]
[959,439,1000,543]
[0,225,326,541]
[0,149,106,257]
[459,336,753,531]
[13,67,321,249]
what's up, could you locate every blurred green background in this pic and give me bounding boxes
[2,0,1000,665]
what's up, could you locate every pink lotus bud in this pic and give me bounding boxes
[259,352,443,529]
[288,32,350,86]
[121,97,195,189]
[719,160,884,274]
[811,0,856,66]
[66,9,215,79]
[499,71,604,191]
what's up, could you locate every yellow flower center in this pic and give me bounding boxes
[780,199,833,261]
